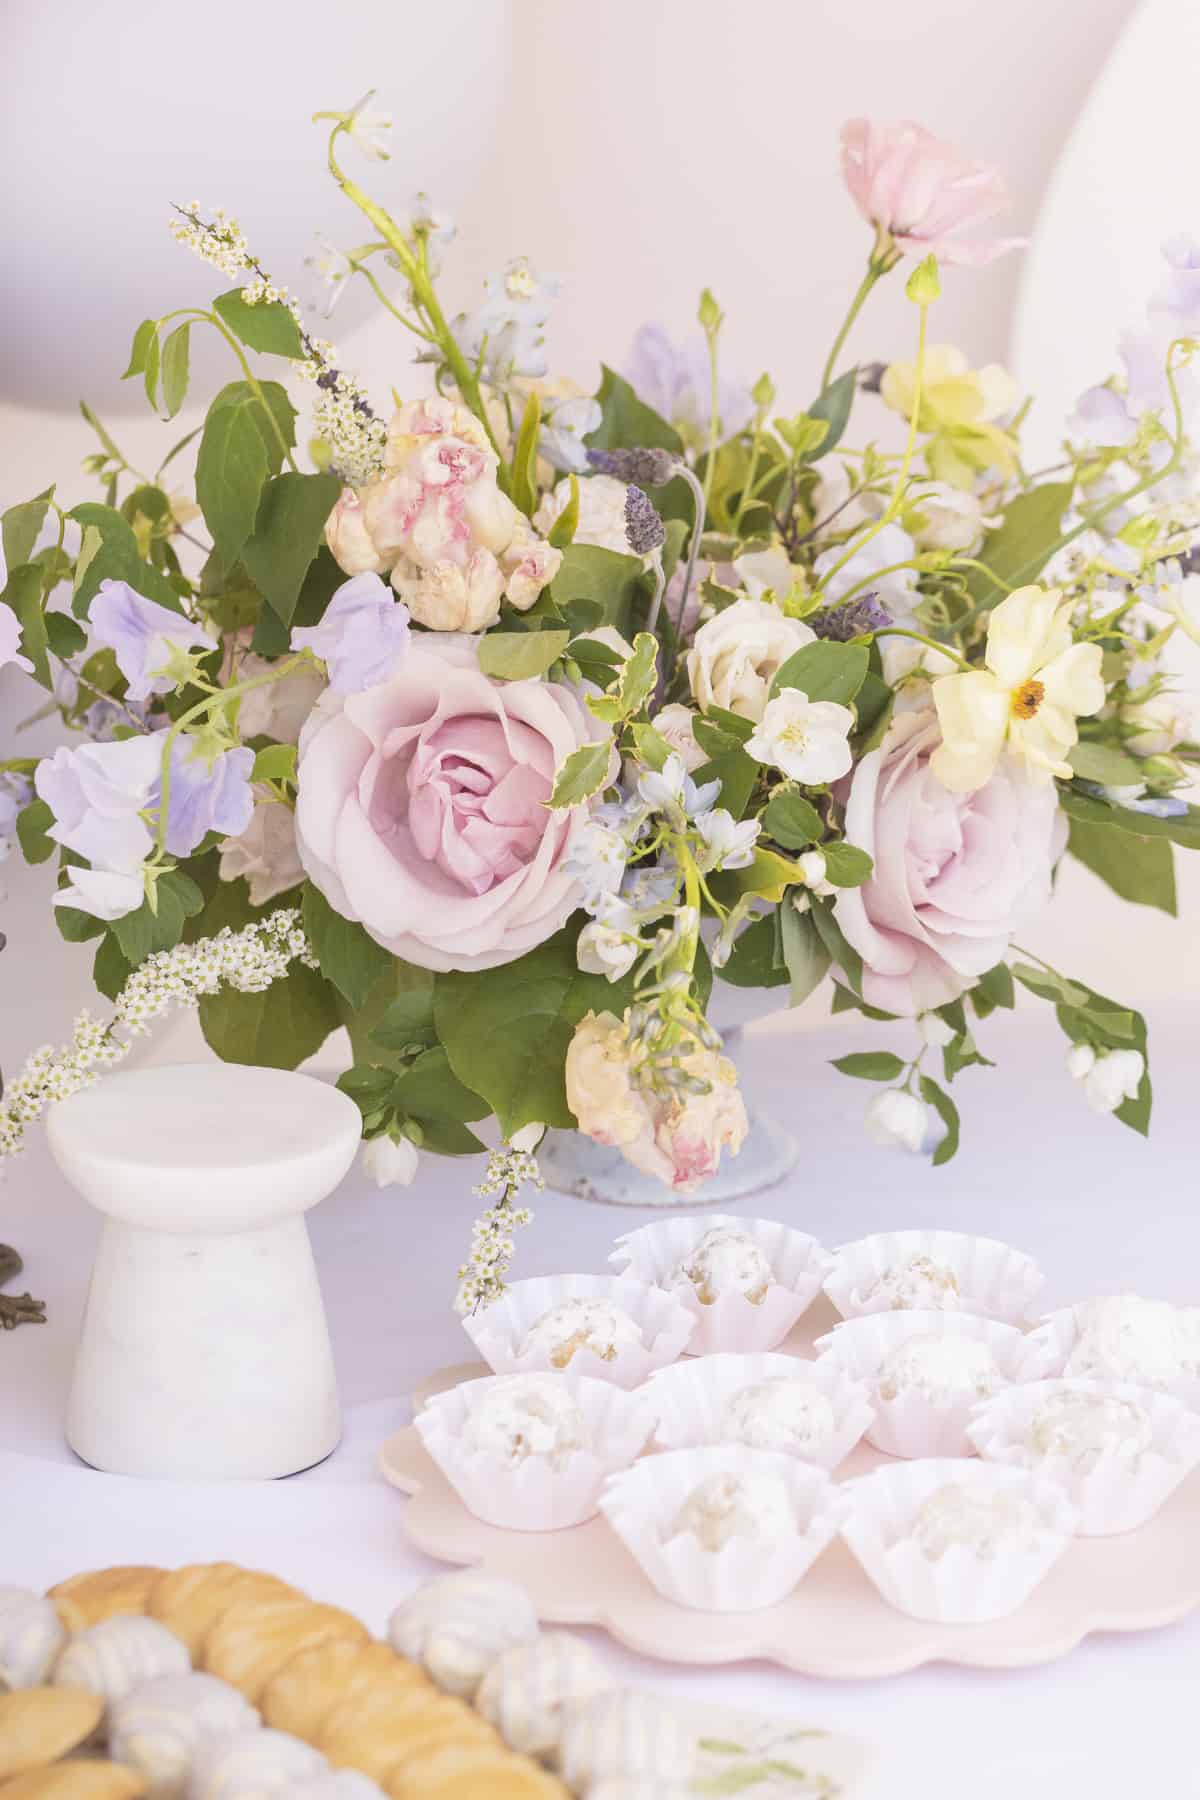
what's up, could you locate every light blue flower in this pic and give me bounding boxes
[623,322,754,450]
[637,753,721,822]
[1068,385,1137,449]
[540,397,603,474]
[88,580,217,702]
[452,257,560,384]
[291,573,410,694]
[813,521,920,614]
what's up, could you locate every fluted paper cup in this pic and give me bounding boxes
[416,1373,654,1532]
[1024,1299,1200,1410]
[461,1274,695,1390]
[642,1352,874,1471]
[839,1457,1077,1624]
[968,1377,1200,1536]
[823,1229,1044,1327]
[600,1446,844,1612]
[814,1310,1052,1459]
[609,1214,830,1355]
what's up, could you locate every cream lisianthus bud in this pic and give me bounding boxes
[361,1134,419,1188]
[865,1088,929,1153]
[1066,1043,1097,1081]
[919,1012,955,1049]
[1081,1049,1144,1115]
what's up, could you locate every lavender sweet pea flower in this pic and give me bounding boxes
[1068,385,1137,449]
[623,322,754,449]
[35,734,163,879]
[88,580,217,701]
[0,601,34,675]
[291,573,411,693]
[1148,234,1200,340]
[161,741,255,857]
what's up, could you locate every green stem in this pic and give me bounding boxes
[351,260,436,342]
[872,627,971,671]
[819,248,892,393]
[732,409,768,536]
[702,335,721,516]
[162,308,298,474]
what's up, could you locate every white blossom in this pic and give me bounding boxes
[361,1134,419,1187]
[692,808,759,872]
[346,90,393,161]
[865,1088,929,1153]
[745,690,855,784]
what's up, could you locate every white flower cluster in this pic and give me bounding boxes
[168,204,251,280]
[454,1144,544,1315]
[0,911,316,1164]
[306,372,388,487]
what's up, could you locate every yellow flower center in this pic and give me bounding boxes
[505,262,536,300]
[1011,678,1046,721]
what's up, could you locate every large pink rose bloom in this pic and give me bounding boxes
[833,711,1063,1015]
[295,635,610,972]
[840,119,1023,266]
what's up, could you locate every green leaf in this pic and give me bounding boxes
[436,922,637,1134]
[1058,785,1200,851]
[821,841,874,888]
[199,960,341,1069]
[16,798,55,863]
[830,982,897,1022]
[2,490,52,572]
[196,390,271,570]
[213,288,306,359]
[588,365,683,455]
[44,611,87,661]
[548,544,648,641]
[369,988,438,1052]
[93,932,132,1002]
[692,717,742,761]
[141,327,161,410]
[770,640,869,705]
[761,790,823,850]
[832,1051,907,1081]
[67,502,180,613]
[1069,741,1147,787]
[694,748,756,821]
[122,320,158,381]
[413,1117,488,1156]
[251,744,297,783]
[806,366,857,461]
[241,471,342,625]
[965,480,1074,613]
[587,632,657,724]
[252,543,345,657]
[110,872,205,966]
[627,719,671,772]
[55,904,107,944]
[920,1073,961,1165]
[780,903,831,1006]
[209,378,297,475]
[2,563,50,687]
[719,911,789,989]
[1012,962,1091,1008]
[510,392,542,517]
[1068,814,1177,915]
[160,323,191,420]
[392,1046,489,1122]
[478,629,571,682]
[810,898,863,996]
[548,474,580,549]
[972,961,1015,1017]
[302,884,395,1012]
[547,739,614,809]
[709,847,803,904]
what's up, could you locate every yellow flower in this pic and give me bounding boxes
[930,586,1105,792]
[881,344,1019,488]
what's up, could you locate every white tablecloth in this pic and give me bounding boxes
[3,1005,1198,1800]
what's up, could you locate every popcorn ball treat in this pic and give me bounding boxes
[720,1378,838,1458]
[1064,1296,1200,1391]
[672,1227,771,1307]
[53,1617,191,1714]
[476,1634,613,1761]
[1028,1388,1153,1474]
[665,1470,798,1553]
[108,1672,259,1799]
[387,1574,538,1703]
[0,1588,66,1691]
[865,1253,961,1312]
[877,1332,1002,1408]
[823,1230,1044,1327]
[519,1300,643,1370]
[909,1482,1044,1562]
[463,1376,590,1472]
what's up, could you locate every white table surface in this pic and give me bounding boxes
[2,1003,1198,1800]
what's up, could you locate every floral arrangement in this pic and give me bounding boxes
[3,101,1199,1308]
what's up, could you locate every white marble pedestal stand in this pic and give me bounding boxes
[47,1063,362,1480]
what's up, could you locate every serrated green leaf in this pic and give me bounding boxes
[920,1073,961,1164]
[770,639,869,705]
[213,288,306,359]
[832,1050,906,1081]
[830,982,897,1021]
[761,790,824,850]
[369,988,438,1052]
[241,471,342,624]
[547,739,614,809]
[1068,814,1176,915]
[973,962,1015,1011]
[821,840,874,887]
[1011,962,1091,1007]
[160,322,191,420]
[478,629,571,682]
[302,883,394,1011]
[122,319,158,381]
[587,631,658,724]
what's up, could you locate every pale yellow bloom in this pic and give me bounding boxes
[930,586,1105,792]
[882,345,1019,488]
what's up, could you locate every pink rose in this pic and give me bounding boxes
[833,710,1063,1015]
[840,119,1024,266]
[295,635,613,972]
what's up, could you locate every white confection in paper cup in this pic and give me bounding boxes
[1025,1299,1200,1410]
[608,1214,830,1355]
[814,1309,1051,1459]
[599,1444,844,1612]
[968,1377,1200,1537]
[416,1372,654,1532]
[839,1457,1077,1624]
[822,1228,1044,1327]
[460,1274,695,1389]
[642,1351,874,1471]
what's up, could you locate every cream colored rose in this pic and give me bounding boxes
[652,703,706,772]
[235,655,328,745]
[534,475,630,555]
[1121,687,1190,755]
[324,487,386,576]
[686,597,816,721]
[391,551,507,632]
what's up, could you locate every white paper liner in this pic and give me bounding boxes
[839,1457,1077,1624]
[1024,1301,1200,1410]
[599,1445,844,1613]
[460,1274,696,1389]
[814,1309,1053,1459]
[415,1372,654,1532]
[641,1351,874,1471]
[609,1214,831,1355]
[822,1229,1044,1327]
[967,1377,1200,1537]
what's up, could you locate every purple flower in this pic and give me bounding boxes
[588,445,680,488]
[162,741,254,857]
[1068,385,1136,449]
[811,594,893,640]
[1148,234,1200,340]
[624,486,666,558]
[623,323,754,450]
[88,580,217,702]
[0,601,33,676]
[35,735,162,880]
[291,573,411,693]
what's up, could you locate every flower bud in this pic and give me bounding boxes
[864,1088,929,1154]
[361,1133,419,1188]
[918,1012,955,1049]
[1066,1043,1097,1081]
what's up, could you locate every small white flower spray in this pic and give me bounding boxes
[454,1140,544,1316]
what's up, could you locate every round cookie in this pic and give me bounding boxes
[261,1639,429,1741]
[319,1690,495,1784]
[47,1569,163,1634]
[146,1565,302,1662]
[384,1746,569,1798]
[0,1764,149,1798]
[0,1685,104,1780]
[201,1598,368,1705]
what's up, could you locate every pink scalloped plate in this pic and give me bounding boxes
[380,1301,1200,1677]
